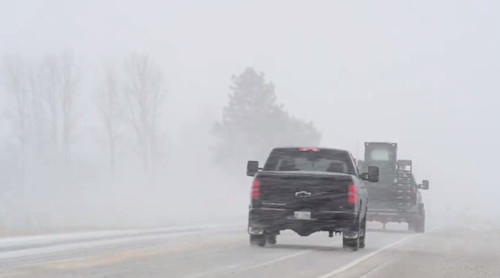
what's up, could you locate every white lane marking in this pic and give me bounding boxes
[241,250,312,271]
[317,226,441,278]
[240,241,338,271]
[360,260,392,278]
[316,235,417,278]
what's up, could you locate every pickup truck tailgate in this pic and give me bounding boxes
[255,171,354,211]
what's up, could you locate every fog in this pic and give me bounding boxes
[0,0,499,233]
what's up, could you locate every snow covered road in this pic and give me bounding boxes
[0,223,497,278]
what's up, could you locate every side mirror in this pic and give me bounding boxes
[361,166,379,182]
[247,160,259,177]
[420,180,429,190]
[368,166,379,182]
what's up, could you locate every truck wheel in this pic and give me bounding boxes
[359,216,367,249]
[416,212,426,233]
[409,215,422,233]
[250,235,266,247]
[266,234,277,245]
[408,220,415,232]
[342,237,358,251]
[343,218,361,251]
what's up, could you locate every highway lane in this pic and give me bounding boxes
[333,223,500,278]
[0,223,416,278]
[0,222,497,278]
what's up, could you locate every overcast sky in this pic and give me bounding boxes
[1,0,499,216]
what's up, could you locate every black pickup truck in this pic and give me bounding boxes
[246,147,379,250]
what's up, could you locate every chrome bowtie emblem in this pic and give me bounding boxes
[295,191,312,198]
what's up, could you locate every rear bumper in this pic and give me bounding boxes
[367,209,418,223]
[248,207,358,234]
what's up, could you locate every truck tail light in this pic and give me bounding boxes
[299,147,320,152]
[348,184,357,204]
[251,179,260,200]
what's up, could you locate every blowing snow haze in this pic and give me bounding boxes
[0,0,499,232]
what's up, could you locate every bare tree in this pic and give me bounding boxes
[59,53,80,164]
[122,55,166,172]
[2,55,33,182]
[28,64,49,159]
[39,54,60,162]
[39,52,80,165]
[95,64,124,177]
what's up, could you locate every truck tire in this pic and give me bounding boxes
[416,212,425,233]
[342,237,358,251]
[266,234,277,245]
[359,215,367,249]
[250,235,266,247]
[343,217,361,251]
[408,220,415,232]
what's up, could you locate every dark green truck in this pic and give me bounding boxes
[359,142,429,233]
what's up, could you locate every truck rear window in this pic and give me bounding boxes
[263,149,355,175]
[369,148,391,161]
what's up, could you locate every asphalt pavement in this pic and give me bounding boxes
[0,222,498,278]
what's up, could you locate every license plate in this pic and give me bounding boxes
[294,211,311,220]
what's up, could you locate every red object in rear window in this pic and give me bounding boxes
[348,184,357,204]
[251,179,260,200]
[299,147,320,152]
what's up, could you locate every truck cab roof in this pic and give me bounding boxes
[271,147,351,154]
